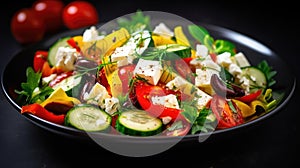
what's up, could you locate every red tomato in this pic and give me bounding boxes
[211,94,244,129]
[32,0,65,32]
[135,81,183,121]
[118,64,136,94]
[11,8,46,44]
[174,58,195,83]
[62,1,99,29]
[33,50,48,72]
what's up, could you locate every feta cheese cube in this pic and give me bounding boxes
[111,45,135,67]
[153,22,174,37]
[228,63,242,76]
[82,26,105,42]
[195,68,219,95]
[201,59,221,72]
[133,59,163,85]
[83,83,111,108]
[234,52,251,67]
[196,44,209,58]
[195,68,219,87]
[239,76,250,93]
[55,47,78,71]
[195,88,212,110]
[104,97,120,115]
[216,52,232,67]
[166,76,188,91]
[151,94,180,109]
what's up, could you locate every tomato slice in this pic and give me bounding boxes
[211,94,244,129]
[174,57,195,83]
[118,64,136,94]
[135,81,183,121]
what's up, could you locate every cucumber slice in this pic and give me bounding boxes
[48,37,71,66]
[116,110,163,136]
[65,104,111,132]
[52,74,82,97]
[241,66,267,92]
[156,43,191,58]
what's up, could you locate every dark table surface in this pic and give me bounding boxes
[1,0,299,167]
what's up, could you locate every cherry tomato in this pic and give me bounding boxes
[62,1,99,29]
[211,94,244,129]
[32,0,64,32]
[174,57,195,83]
[118,64,136,94]
[11,8,46,44]
[33,50,48,72]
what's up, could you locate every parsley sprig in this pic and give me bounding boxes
[15,67,53,105]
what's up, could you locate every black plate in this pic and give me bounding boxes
[1,23,296,157]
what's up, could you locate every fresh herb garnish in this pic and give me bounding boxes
[15,67,53,105]
[257,60,277,87]
[117,10,151,34]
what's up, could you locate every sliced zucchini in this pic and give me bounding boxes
[116,110,163,136]
[156,43,192,58]
[52,74,82,97]
[48,37,71,66]
[65,104,111,132]
[241,66,267,92]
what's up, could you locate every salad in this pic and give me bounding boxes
[15,10,278,137]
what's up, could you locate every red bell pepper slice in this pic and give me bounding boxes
[237,89,262,103]
[67,38,81,52]
[21,103,65,125]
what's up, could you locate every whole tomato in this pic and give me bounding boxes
[62,1,99,29]
[10,8,46,44]
[32,0,65,32]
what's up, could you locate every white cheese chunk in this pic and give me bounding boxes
[166,76,188,91]
[55,47,78,71]
[216,52,232,67]
[195,68,219,87]
[151,94,180,109]
[111,45,135,67]
[104,97,120,115]
[83,83,111,108]
[82,26,105,42]
[195,88,212,110]
[228,63,242,76]
[196,44,209,58]
[239,76,250,93]
[133,58,163,85]
[234,52,251,67]
[201,59,221,72]
[153,22,174,37]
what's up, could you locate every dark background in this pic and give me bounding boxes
[1,0,299,167]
